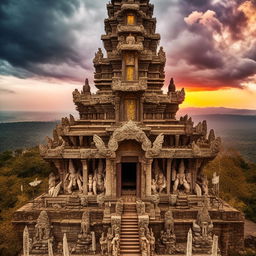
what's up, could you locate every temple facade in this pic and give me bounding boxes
[13,1,244,256]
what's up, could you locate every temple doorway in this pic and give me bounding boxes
[121,162,137,195]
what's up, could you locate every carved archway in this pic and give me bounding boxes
[108,121,152,152]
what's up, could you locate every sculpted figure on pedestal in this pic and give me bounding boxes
[100,233,108,255]
[64,160,83,194]
[111,233,120,256]
[81,211,90,236]
[173,160,191,194]
[34,211,51,242]
[48,172,62,197]
[93,159,105,195]
[153,160,167,194]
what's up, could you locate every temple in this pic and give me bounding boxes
[13,0,244,256]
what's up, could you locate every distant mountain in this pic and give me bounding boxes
[178,107,256,117]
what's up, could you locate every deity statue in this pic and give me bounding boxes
[81,211,90,236]
[126,33,136,44]
[141,236,150,256]
[48,172,62,197]
[153,160,167,194]
[107,228,114,255]
[92,159,105,195]
[34,211,51,242]
[146,229,156,256]
[164,210,175,234]
[111,233,120,256]
[93,48,103,64]
[151,179,157,194]
[64,160,83,194]
[196,173,209,195]
[88,174,94,195]
[100,233,108,255]
[172,160,191,194]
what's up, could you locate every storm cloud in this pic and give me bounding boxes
[0,0,255,91]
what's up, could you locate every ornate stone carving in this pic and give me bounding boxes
[115,199,124,215]
[192,197,213,253]
[108,120,151,152]
[136,199,146,215]
[93,159,106,195]
[93,48,103,64]
[31,211,53,254]
[146,133,164,157]
[100,232,108,255]
[158,46,166,64]
[164,209,175,233]
[39,136,65,157]
[93,135,112,157]
[73,211,93,254]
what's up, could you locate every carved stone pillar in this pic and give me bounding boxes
[145,159,153,197]
[175,135,180,147]
[106,159,112,197]
[81,160,88,195]
[166,159,173,194]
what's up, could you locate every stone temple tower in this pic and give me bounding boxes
[13,1,244,256]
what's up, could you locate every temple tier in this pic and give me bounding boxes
[13,1,244,256]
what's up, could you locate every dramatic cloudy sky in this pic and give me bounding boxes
[0,0,255,111]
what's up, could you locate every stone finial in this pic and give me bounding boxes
[83,78,91,94]
[23,226,30,256]
[69,114,75,125]
[186,229,193,256]
[168,78,176,93]
[208,129,216,142]
[212,235,219,256]
[63,233,70,256]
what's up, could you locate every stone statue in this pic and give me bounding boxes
[173,160,191,194]
[81,211,90,236]
[192,197,213,253]
[164,210,175,234]
[147,228,156,256]
[93,159,105,195]
[158,46,166,63]
[151,179,157,194]
[107,227,114,255]
[88,174,94,195]
[168,78,176,93]
[141,236,150,256]
[64,160,83,194]
[197,173,209,195]
[153,160,167,193]
[100,233,108,255]
[35,211,51,242]
[126,33,136,44]
[156,172,167,194]
[93,48,103,63]
[111,233,120,256]
[73,211,92,254]
[48,172,62,197]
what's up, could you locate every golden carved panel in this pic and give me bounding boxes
[126,66,135,81]
[125,99,137,121]
[127,14,135,25]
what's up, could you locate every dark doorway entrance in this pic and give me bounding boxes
[121,162,137,195]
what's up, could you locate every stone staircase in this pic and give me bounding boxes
[120,203,141,256]
[176,195,189,209]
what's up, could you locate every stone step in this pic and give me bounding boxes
[120,249,141,253]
